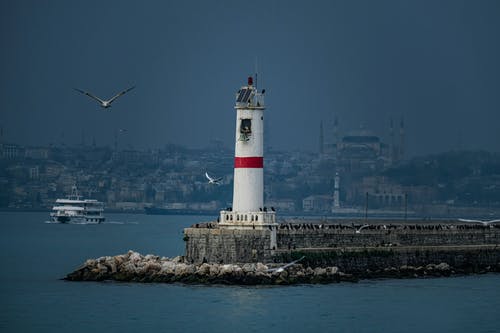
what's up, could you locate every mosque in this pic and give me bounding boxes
[319,117,405,173]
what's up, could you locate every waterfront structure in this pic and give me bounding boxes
[218,77,277,245]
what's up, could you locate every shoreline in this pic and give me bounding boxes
[2,208,500,220]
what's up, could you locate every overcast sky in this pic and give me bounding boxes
[1,0,499,157]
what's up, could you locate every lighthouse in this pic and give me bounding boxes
[219,76,277,234]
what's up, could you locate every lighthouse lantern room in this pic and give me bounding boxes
[219,77,277,232]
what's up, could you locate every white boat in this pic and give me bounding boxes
[50,186,105,224]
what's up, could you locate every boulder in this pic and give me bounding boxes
[327,266,339,275]
[171,256,183,263]
[314,267,327,276]
[196,263,211,275]
[129,251,142,263]
[256,263,268,272]
[435,262,450,271]
[241,263,256,273]
[160,261,176,274]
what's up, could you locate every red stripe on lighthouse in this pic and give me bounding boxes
[234,157,263,168]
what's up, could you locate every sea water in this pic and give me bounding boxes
[1,212,499,333]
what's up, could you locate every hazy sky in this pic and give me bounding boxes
[1,0,499,156]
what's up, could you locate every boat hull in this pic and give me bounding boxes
[51,215,105,224]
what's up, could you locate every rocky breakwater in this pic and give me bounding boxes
[64,251,357,285]
[65,251,500,285]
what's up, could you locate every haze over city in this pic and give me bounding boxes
[1,0,499,156]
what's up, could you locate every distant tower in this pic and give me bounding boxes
[399,117,405,161]
[319,121,324,155]
[220,76,277,237]
[332,172,340,211]
[333,116,339,157]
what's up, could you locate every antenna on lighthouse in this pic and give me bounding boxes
[254,56,258,90]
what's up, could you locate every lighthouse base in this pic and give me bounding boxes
[218,210,277,230]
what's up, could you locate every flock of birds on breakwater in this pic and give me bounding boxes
[191,221,500,233]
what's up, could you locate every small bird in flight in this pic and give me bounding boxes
[74,86,135,108]
[267,256,305,273]
[458,218,500,226]
[355,224,370,234]
[205,172,222,185]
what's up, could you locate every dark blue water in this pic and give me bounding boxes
[1,212,499,333]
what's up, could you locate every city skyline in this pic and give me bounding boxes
[1,1,500,157]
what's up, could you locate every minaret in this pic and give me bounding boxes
[333,172,340,211]
[219,76,277,234]
[333,116,339,159]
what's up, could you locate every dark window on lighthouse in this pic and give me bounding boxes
[240,119,252,134]
[239,119,252,142]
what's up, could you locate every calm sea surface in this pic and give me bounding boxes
[1,212,499,333]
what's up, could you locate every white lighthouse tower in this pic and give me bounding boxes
[219,77,277,235]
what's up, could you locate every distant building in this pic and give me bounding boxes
[1,144,22,159]
[347,176,404,208]
[319,117,405,172]
[302,195,333,212]
[337,129,385,172]
[266,199,296,212]
[25,147,50,160]
[29,166,39,180]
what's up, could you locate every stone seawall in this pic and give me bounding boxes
[274,245,500,277]
[185,222,500,264]
[184,227,275,264]
[277,226,500,249]
[184,221,500,277]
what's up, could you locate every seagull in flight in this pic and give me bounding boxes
[351,224,370,234]
[205,172,222,185]
[458,218,500,226]
[74,86,135,108]
[267,256,305,273]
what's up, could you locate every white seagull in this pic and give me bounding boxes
[458,218,500,226]
[205,172,222,185]
[267,256,305,273]
[355,224,370,234]
[74,86,135,108]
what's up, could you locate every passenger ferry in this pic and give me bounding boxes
[50,186,105,224]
